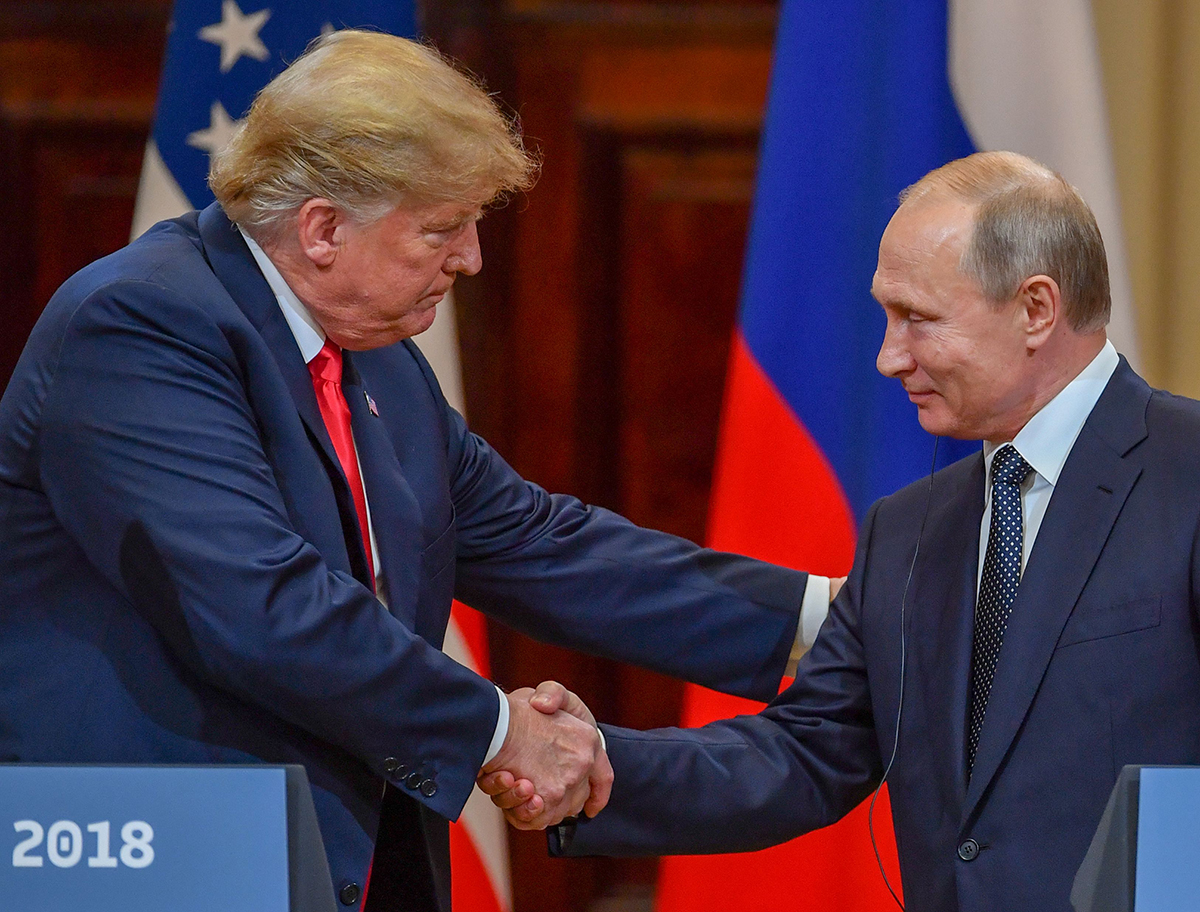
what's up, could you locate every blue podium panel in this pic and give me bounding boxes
[0,766,289,912]
[1134,767,1200,911]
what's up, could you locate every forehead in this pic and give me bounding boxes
[871,198,977,301]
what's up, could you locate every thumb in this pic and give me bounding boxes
[529,680,570,715]
[531,680,597,727]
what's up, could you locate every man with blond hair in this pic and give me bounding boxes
[0,30,834,911]
[537,151,1200,912]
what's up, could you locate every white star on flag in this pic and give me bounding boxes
[199,0,272,73]
[186,101,241,154]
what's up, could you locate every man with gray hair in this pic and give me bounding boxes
[0,30,834,911]
[531,151,1200,912]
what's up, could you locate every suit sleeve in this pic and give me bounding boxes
[442,401,806,703]
[36,279,496,820]
[554,502,886,856]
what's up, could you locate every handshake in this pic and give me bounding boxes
[476,682,611,831]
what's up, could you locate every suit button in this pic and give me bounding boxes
[383,757,408,778]
[420,778,438,798]
[405,771,423,790]
[339,882,361,906]
[957,839,980,861]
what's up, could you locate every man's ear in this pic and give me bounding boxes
[1017,274,1061,350]
[295,199,345,268]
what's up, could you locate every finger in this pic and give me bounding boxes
[504,808,548,831]
[476,770,515,795]
[583,749,615,818]
[507,794,545,823]
[560,773,593,822]
[529,680,569,714]
[483,777,536,809]
[488,788,534,810]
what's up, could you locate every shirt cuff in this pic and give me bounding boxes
[787,575,831,675]
[482,685,509,767]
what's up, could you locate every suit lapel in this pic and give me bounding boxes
[908,454,985,812]
[342,353,428,630]
[964,359,1149,817]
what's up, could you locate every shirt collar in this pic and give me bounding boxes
[983,339,1119,485]
[240,227,327,363]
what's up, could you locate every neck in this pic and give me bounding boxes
[986,330,1107,444]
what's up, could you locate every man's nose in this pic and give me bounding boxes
[446,221,482,276]
[876,322,913,378]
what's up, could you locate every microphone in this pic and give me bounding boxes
[868,435,941,912]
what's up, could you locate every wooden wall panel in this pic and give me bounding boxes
[616,146,756,548]
[0,1,167,383]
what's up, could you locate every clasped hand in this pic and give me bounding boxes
[477,682,610,830]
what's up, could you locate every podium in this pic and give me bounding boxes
[0,764,335,912]
[1072,765,1200,912]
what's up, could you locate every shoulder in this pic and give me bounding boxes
[1109,362,1200,457]
[1146,386,1200,432]
[46,213,235,331]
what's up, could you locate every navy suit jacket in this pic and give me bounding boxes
[0,204,806,910]
[562,359,1200,912]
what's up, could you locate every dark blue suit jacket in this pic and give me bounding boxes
[0,204,806,910]
[562,359,1200,912]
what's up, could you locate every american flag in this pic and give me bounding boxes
[132,4,510,911]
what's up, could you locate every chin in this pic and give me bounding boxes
[915,409,958,439]
[407,306,439,337]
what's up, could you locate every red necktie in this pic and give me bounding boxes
[308,340,375,588]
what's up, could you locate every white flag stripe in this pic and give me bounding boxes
[948,0,1138,364]
[441,618,514,911]
[130,141,192,241]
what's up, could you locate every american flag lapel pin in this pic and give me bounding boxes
[364,391,379,416]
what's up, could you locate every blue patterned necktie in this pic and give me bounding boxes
[968,443,1033,771]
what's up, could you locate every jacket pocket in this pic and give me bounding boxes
[1057,595,1161,648]
[422,511,456,581]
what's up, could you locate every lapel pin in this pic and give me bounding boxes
[364,391,379,417]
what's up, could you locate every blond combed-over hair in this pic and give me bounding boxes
[899,151,1111,333]
[209,29,537,240]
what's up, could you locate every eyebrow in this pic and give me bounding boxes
[425,211,481,232]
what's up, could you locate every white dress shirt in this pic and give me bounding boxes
[977,341,1120,592]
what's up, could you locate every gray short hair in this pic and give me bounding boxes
[899,151,1110,332]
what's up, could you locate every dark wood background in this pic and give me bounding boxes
[0,1,775,907]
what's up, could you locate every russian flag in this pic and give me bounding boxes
[132,4,509,911]
[656,1,1135,910]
